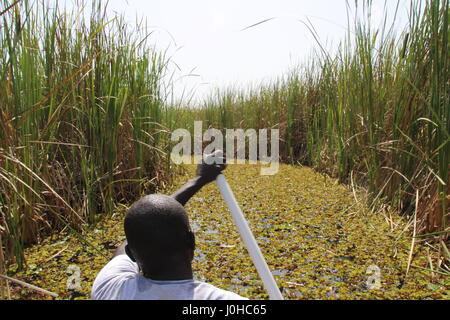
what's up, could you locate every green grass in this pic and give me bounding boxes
[185,0,449,239]
[0,0,175,269]
[0,0,448,295]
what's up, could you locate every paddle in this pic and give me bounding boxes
[216,174,284,300]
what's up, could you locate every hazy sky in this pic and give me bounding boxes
[61,0,413,102]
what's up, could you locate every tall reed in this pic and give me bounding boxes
[189,0,449,237]
[0,0,173,269]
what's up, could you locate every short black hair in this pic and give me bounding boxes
[124,195,195,277]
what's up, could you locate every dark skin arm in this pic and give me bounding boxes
[113,152,226,258]
[172,152,227,206]
[171,176,210,206]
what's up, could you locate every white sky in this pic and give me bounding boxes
[60,0,413,103]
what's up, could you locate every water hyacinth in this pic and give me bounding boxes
[4,163,449,300]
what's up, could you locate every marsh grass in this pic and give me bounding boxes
[0,0,448,283]
[0,0,174,269]
[190,0,449,238]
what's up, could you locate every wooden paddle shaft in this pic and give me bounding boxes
[216,174,284,300]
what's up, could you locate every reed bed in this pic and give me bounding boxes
[191,0,449,239]
[0,0,174,269]
[0,0,448,282]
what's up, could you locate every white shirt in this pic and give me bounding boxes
[91,255,248,300]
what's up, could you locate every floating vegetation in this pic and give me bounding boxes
[0,0,175,270]
[4,163,449,300]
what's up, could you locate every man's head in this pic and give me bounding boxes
[124,194,195,280]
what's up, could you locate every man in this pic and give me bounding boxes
[91,152,247,300]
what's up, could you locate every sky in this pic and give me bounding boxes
[61,0,413,103]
